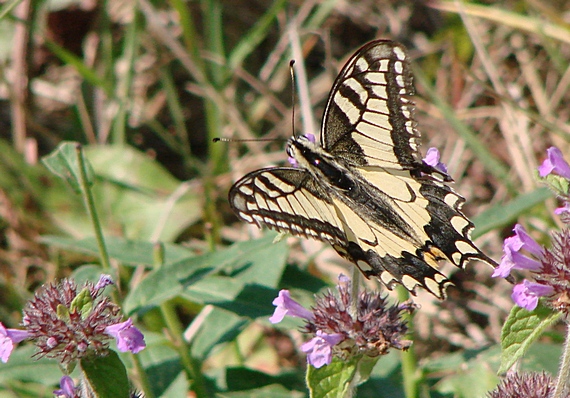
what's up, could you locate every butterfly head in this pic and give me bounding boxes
[287,134,318,168]
[287,134,355,191]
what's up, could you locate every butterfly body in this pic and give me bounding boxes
[229,40,498,299]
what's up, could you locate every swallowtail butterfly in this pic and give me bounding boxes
[229,40,500,299]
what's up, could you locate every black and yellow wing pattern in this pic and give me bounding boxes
[229,40,498,299]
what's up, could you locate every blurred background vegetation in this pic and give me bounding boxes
[0,0,569,396]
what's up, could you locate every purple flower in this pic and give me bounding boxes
[512,280,554,311]
[305,133,316,143]
[493,225,543,278]
[513,224,544,256]
[300,330,344,368]
[269,290,314,324]
[22,278,125,365]
[270,275,413,368]
[423,147,448,174]
[554,202,570,215]
[53,376,77,398]
[104,319,145,354]
[538,147,570,179]
[0,323,29,363]
[95,274,114,291]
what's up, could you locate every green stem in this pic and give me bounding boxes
[397,286,419,398]
[160,301,208,397]
[552,322,570,398]
[111,4,139,145]
[400,342,419,398]
[76,144,155,397]
[75,144,111,272]
[131,354,155,398]
[152,243,208,397]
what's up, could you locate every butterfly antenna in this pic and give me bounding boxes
[212,61,297,144]
[290,60,297,139]
[212,137,281,143]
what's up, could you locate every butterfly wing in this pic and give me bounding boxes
[229,168,347,246]
[229,40,500,299]
[321,40,420,170]
[316,40,499,296]
[230,166,461,298]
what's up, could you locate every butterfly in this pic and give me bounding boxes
[228,40,500,299]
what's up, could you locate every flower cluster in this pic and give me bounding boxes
[493,147,570,314]
[270,275,415,368]
[487,372,556,398]
[0,275,145,367]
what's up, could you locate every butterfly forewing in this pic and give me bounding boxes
[230,168,347,245]
[321,40,420,170]
[228,40,499,299]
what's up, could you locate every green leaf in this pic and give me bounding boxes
[0,345,61,384]
[70,287,93,319]
[40,145,201,241]
[472,187,552,238]
[227,0,288,69]
[190,307,248,360]
[41,141,93,193]
[40,235,193,267]
[71,264,109,287]
[183,277,281,319]
[138,331,187,397]
[352,356,379,386]
[423,346,502,398]
[519,342,563,375]
[80,350,130,398]
[280,265,329,294]
[84,145,201,241]
[306,357,359,398]
[124,234,287,315]
[435,360,499,398]
[498,304,562,374]
[358,351,404,397]
[224,233,289,288]
[212,384,305,397]
[544,173,570,196]
[44,40,112,93]
[0,0,19,16]
[208,366,305,394]
[56,304,71,321]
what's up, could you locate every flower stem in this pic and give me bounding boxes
[152,242,208,397]
[350,266,361,318]
[552,321,570,398]
[76,144,155,397]
[75,143,111,272]
[132,354,155,398]
[397,286,418,398]
[160,300,209,397]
